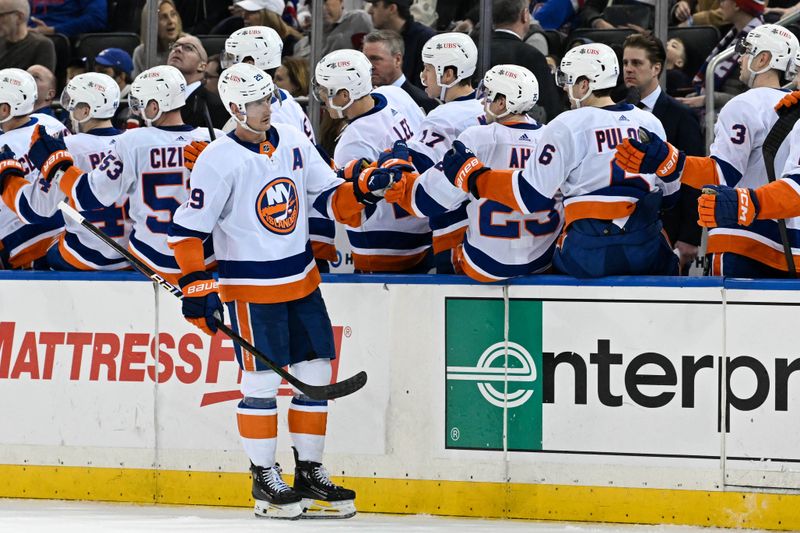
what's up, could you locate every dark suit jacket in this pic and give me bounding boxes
[490,30,563,123]
[651,89,704,248]
[402,18,436,90]
[181,85,229,131]
[401,79,438,114]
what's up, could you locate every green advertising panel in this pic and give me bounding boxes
[445,298,543,451]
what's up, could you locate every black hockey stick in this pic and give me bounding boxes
[762,103,800,277]
[57,201,368,400]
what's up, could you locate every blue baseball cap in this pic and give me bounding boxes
[94,48,133,76]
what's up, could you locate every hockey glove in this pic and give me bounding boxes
[183,141,208,171]
[178,271,224,336]
[354,166,402,205]
[337,157,374,181]
[775,90,800,117]
[697,185,759,228]
[442,140,489,196]
[377,140,415,172]
[29,125,73,182]
[614,128,685,180]
[0,145,24,194]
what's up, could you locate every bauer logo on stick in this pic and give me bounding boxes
[256,177,299,234]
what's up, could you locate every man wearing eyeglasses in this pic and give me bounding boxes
[0,0,55,72]
[167,34,228,129]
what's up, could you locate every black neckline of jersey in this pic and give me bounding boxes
[87,127,123,136]
[227,127,280,153]
[349,93,387,124]
[453,91,478,102]
[602,103,634,112]
[155,124,195,132]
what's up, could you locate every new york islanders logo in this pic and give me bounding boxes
[256,177,299,234]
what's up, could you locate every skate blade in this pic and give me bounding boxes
[254,499,303,520]
[300,498,356,519]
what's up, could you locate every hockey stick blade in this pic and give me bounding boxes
[58,201,368,400]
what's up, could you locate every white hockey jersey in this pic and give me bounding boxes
[395,119,563,281]
[59,124,219,280]
[516,103,675,227]
[56,128,130,270]
[333,92,430,272]
[169,124,343,303]
[704,87,793,267]
[373,84,425,134]
[405,91,485,254]
[0,114,68,268]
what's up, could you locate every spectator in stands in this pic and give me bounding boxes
[168,34,228,129]
[66,57,85,85]
[366,0,435,90]
[435,0,478,32]
[532,0,579,31]
[29,0,107,38]
[490,0,562,123]
[274,56,309,98]
[672,1,725,27]
[27,64,67,123]
[680,0,763,110]
[0,0,55,72]
[214,0,303,55]
[622,33,704,274]
[362,29,437,113]
[204,54,221,95]
[580,0,653,30]
[133,0,184,76]
[92,47,134,130]
[665,37,692,96]
[174,0,234,34]
[321,0,373,56]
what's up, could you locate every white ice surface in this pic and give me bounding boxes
[0,499,768,533]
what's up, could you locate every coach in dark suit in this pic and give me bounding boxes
[490,0,562,123]
[363,29,438,114]
[623,33,705,274]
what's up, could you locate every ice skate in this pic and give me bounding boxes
[250,462,303,520]
[292,447,356,519]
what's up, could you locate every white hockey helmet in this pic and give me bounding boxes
[420,32,477,100]
[480,64,539,120]
[737,23,799,86]
[222,26,283,71]
[61,72,120,125]
[556,43,619,108]
[219,62,275,133]
[313,49,372,118]
[128,65,186,126]
[0,68,37,123]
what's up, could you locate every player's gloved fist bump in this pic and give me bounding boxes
[697,185,759,228]
[354,166,401,205]
[178,270,224,336]
[378,140,414,172]
[337,157,373,181]
[775,90,800,116]
[29,125,73,181]
[442,140,489,195]
[614,128,684,179]
[183,140,208,171]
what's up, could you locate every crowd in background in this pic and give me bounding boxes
[0,0,797,277]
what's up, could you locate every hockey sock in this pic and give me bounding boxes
[288,396,328,463]
[237,396,278,468]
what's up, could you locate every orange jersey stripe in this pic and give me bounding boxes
[170,237,206,274]
[432,226,467,255]
[681,156,720,190]
[475,169,520,212]
[288,409,328,436]
[58,166,84,207]
[220,268,321,304]
[237,412,277,439]
[236,301,255,372]
[755,180,800,220]
[564,200,636,227]
[57,233,95,271]
[331,183,364,227]
[311,241,337,262]
[384,172,418,215]
[707,233,800,273]
[10,235,57,269]
[1,175,28,215]
[460,253,501,283]
[351,250,428,272]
